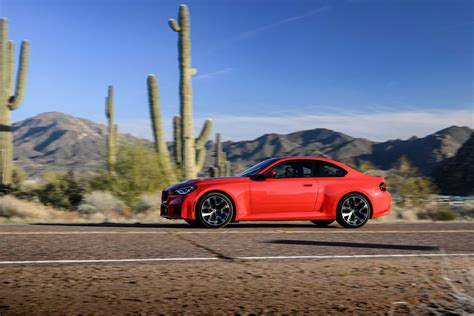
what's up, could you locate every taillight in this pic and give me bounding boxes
[379,182,386,192]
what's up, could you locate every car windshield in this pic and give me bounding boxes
[239,158,280,177]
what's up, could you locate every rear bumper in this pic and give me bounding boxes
[371,191,392,218]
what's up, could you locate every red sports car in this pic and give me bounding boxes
[161,157,391,228]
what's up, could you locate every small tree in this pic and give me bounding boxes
[35,171,85,210]
[90,144,169,208]
[387,156,437,207]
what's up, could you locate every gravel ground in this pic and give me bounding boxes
[0,222,472,314]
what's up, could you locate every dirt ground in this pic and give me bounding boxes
[0,222,472,314]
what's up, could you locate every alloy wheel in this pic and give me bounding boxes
[337,194,371,228]
[198,193,233,228]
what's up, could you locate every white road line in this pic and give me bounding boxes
[0,257,220,265]
[0,253,473,265]
[236,253,474,260]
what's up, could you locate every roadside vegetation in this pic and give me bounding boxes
[1,154,472,223]
[348,156,473,222]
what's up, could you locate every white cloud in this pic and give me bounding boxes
[117,108,473,142]
[195,67,233,80]
[235,6,331,41]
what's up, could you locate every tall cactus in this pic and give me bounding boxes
[169,5,212,179]
[105,85,117,176]
[173,115,182,167]
[0,18,29,186]
[210,133,231,177]
[147,75,177,183]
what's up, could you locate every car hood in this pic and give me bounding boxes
[165,177,248,191]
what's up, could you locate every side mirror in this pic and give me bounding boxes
[251,170,276,181]
[263,170,276,179]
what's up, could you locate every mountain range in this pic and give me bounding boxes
[11,112,473,193]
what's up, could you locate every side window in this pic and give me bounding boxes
[270,160,314,178]
[314,161,347,177]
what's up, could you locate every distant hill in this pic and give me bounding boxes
[13,112,148,176]
[432,133,474,196]
[354,126,472,174]
[222,128,373,172]
[223,126,472,174]
[11,112,472,183]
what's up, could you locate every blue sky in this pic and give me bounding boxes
[0,0,472,141]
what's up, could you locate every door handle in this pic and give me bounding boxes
[303,183,313,187]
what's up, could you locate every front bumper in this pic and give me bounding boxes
[160,190,196,220]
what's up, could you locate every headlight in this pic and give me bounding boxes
[174,185,196,195]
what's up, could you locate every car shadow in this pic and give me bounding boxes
[266,239,439,251]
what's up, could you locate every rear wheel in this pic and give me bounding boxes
[336,193,371,228]
[310,220,335,227]
[195,192,234,228]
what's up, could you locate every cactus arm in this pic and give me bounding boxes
[168,19,181,32]
[8,40,29,110]
[195,146,206,174]
[195,118,213,149]
[106,85,113,118]
[105,85,117,176]
[113,124,118,147]
[147,75,177,183]
[0,19,7,106]
[225,161,231,176]
[6,41,13,96]
[173,115,182,165]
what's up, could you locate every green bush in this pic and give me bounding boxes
[90,144,169,208]
[417,207,458,221]
[34,171,85,210]
[386,156,437,207]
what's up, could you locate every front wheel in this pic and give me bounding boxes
[195,192,234,228]
[336,193,371,228]
[311,220,335,227]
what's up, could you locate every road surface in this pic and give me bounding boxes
[0,222,473,314]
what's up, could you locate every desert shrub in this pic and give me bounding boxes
[90,145,169,208]
[79,191,127,215]
[35,171,85,210]
[386,156,437,207]
[11,165,27,189]
[417,206,458,221]
[135,193,162,213]
[0,195,78,221]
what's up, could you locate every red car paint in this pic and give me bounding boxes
[161,157,391,223]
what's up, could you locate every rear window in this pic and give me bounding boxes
[314,161,347,177]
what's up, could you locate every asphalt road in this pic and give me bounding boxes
[0,222,473,314]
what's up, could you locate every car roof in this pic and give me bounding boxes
[269,156,361,175]
[274,156,340,164]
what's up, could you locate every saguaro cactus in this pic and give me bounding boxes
[105,85,117,176]
[210,133,231,177]
[0,18,29,186]
[173,115,182,167]
[147,75,177,183]
[169,5,212,179]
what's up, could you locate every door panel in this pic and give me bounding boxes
[250,179,318,214]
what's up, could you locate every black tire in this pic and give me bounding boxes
[195,192,234,228]
[336,193,371,228]
[310,220,335,227]
[184,219,202,227]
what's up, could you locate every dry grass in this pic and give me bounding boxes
[0,196,80,223]
[0,193,173,224]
